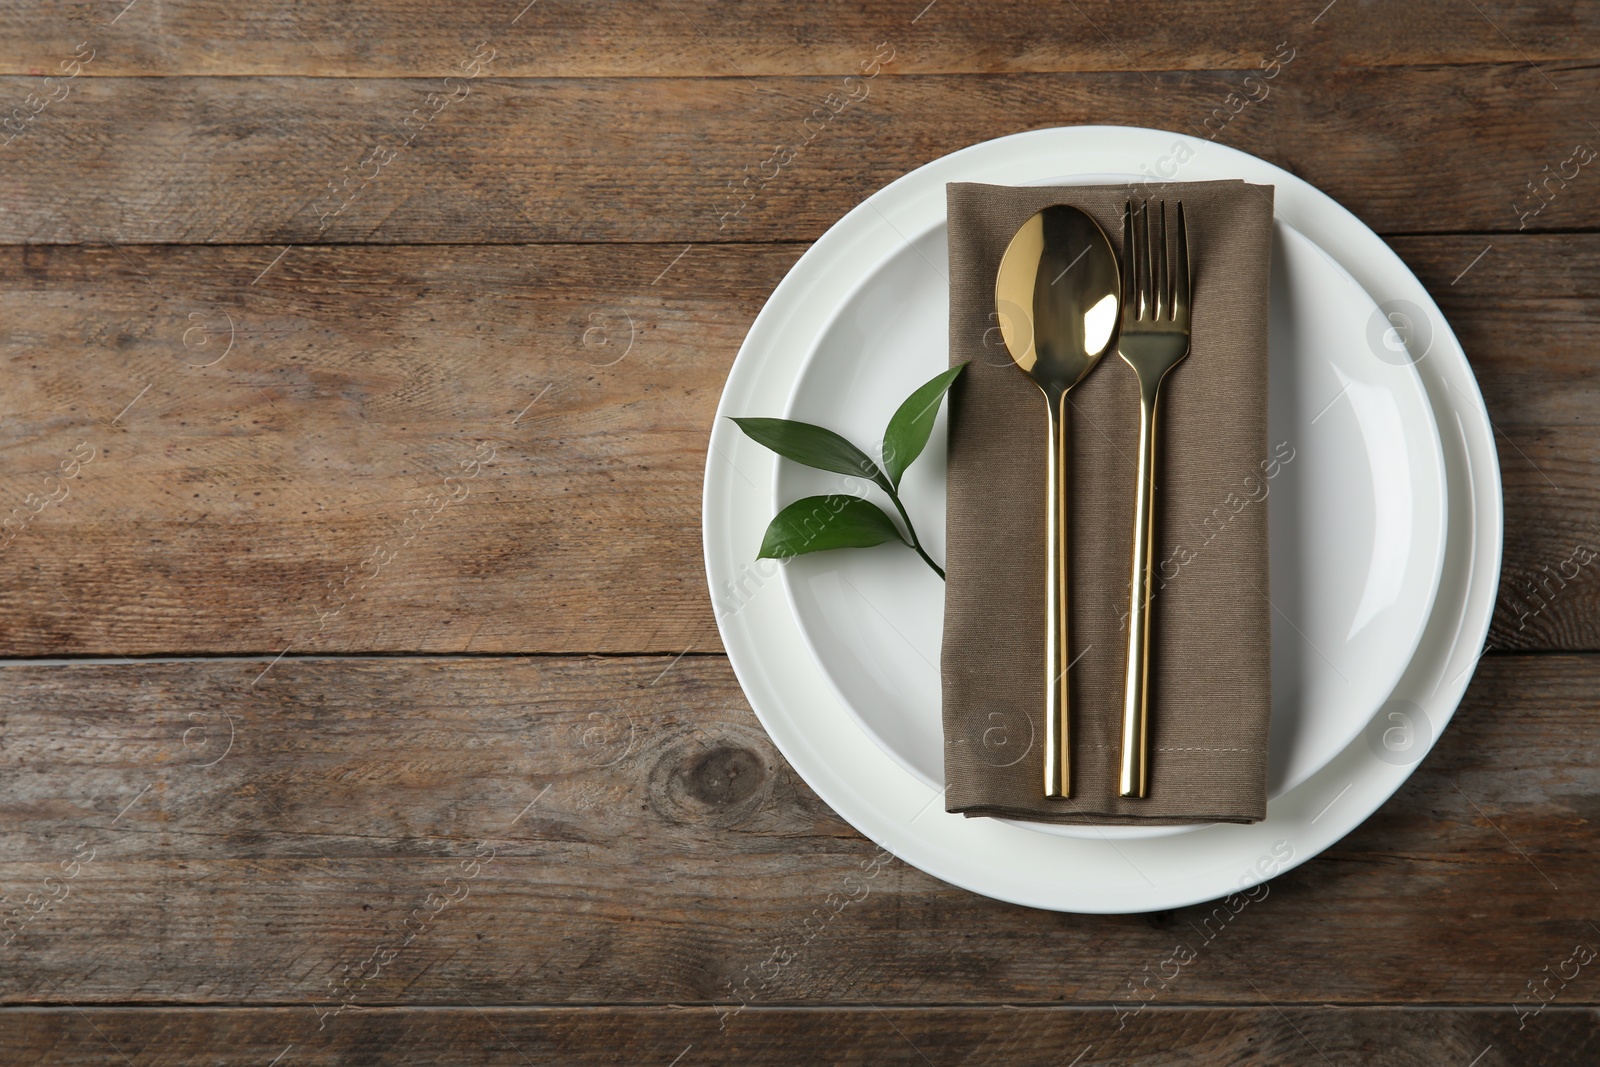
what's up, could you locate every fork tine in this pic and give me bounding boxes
[1136,200,1151,320]
[1155,201,1168,321]
[1132,200,1145,319]
[1122,200,1135,314]
[1174,201,1190,316]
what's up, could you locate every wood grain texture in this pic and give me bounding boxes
[0,237,1596,655]
[0,0,1595,1059]
[0,654,1594,1007]
[0,241,787,656]
[0,64,1596,245]
[2,1006,1597,1066]
[3,1,1597,77]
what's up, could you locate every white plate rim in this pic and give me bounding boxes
[702,125,1503,913]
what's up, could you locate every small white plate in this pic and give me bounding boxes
[777,208,1445,840]
[704,126,1501,911]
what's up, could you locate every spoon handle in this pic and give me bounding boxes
[1044,395,1071,798]
[1118,378,1163,798]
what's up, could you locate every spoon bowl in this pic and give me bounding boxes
[997,206,1122,396]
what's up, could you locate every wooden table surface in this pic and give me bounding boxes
[2,1,1597,1063]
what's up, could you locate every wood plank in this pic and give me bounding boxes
[3,1,1596,78]
[0,241,788,656]
[0,65,1596,245]
[3,1006,1596,1065]
[0,653,1594,1006]
[0,237,1597,654]
[1486,433,1600,651]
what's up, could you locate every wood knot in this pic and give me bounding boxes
[684,746,764,807]
[646,725,775,827]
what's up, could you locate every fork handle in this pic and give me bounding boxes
[1044,393,1071,799]
[1119,378,1162,798]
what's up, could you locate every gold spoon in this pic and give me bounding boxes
[995,205,1122,799]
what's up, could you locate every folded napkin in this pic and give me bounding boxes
[942,180,1276,824]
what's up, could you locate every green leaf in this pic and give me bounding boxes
[757,495,907,560]
[881,363,966,488]
[730,417,890,492]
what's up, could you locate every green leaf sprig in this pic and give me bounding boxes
[731,363,966,579]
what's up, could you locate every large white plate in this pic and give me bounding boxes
[776,205,1445,841]
[703,126,1502,911]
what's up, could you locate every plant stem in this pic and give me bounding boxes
[885,487,945,580]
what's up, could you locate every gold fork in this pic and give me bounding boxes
[1115,200,1191,799]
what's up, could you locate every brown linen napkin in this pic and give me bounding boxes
[942,180,1275,824]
